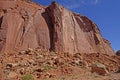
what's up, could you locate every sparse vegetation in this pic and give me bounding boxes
[43,65,53,71]
[22,74,34,80]
[60,76,66,80]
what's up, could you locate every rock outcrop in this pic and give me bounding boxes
[0,0,114,55]
[116,50,120,56]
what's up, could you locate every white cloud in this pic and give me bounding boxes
[54,0,100,10]
[93,0,99,4]
[81,0,99,5]
[65,4,80,9]
[95,0,99,4]
[57,0,81,10]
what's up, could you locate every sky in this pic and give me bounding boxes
[32,0,120,52]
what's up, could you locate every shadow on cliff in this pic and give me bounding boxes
[41,10,54,51]
[0,16,3,29]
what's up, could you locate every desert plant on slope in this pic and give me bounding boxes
[22,74,34,80]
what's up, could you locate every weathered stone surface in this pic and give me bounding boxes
[0,1,114,55]
[0,0,16,10]
[48,2,114,55]
[116,50,120,56]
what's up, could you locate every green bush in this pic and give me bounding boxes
[22,74,34,80]
[44,65,52,71]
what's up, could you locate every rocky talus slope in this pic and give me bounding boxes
[0,48,120,80]
[0,0,114,55]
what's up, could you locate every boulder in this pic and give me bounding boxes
[7,71,17,79]
[91,62,109,76]
[116,50,120,56]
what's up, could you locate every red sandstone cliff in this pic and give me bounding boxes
[0,0,114,55]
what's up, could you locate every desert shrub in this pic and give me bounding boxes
[22,74,34,80]
[44,65,52,71]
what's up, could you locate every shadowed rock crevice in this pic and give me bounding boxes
[0,16,3,29]
[48,2,64,52]
[94,33,100,45]
[0,14,9,50]
[42,9,54,51]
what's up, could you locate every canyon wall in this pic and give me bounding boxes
[0,0,114,55]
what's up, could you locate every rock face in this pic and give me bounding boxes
[0,0,114,55]
[116,50,120,56]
